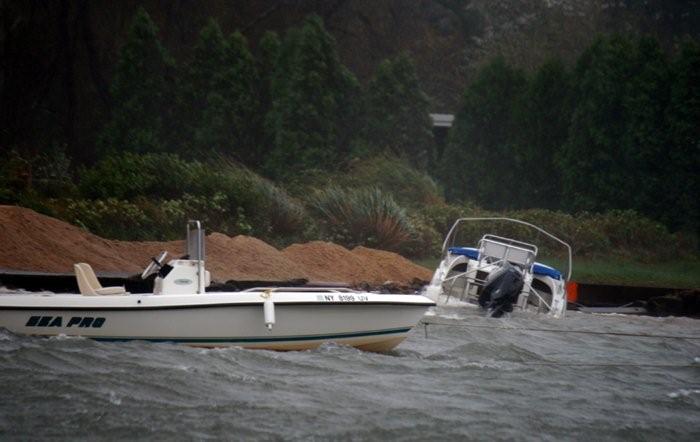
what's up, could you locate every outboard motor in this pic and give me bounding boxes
[478,262,524,318]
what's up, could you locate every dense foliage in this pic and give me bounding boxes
[177,20,261,162]
[441,36,699,239]
[264,15,360,178]
[1,9,698,261]
[97,8,174,156]
[363,53,436,170]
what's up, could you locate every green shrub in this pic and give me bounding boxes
[505,209,610,259]
[194,157,309,241]
[71,153,311,241]
[0,151,31,203]
[490,208,690,261]
[80,152,197,200]
[158,193,251,239]
[402,213,442,258]
[338,155,443,208]
[0,147,76,203]
[56,198,153,240]
[411,205,692,262]
[31,146,76,198]
[419,202,486,240]
[580,210,687,261]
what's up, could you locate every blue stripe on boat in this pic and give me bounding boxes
[531,263,562,280]
[448,246,479,260]
[448,246,562,280]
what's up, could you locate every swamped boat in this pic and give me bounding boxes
[0,221,434,352]
[424,218,571,318]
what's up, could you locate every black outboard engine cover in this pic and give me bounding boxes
[478,262,524,318]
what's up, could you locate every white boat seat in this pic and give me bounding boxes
[74,263,128,296]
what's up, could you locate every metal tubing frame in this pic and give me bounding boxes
[187,220,203,294]
[440,217,573,281]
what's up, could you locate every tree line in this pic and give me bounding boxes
[3,7,698,242]
[97,8,434,179]
[441,36,699,235]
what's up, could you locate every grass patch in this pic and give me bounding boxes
[563,259,700,288]
[413,256,700,289]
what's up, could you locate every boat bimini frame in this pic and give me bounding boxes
[426,218,572,318]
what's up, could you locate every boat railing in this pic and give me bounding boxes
[441,217,572,281]
[527,286,553,313]
[442,263,555,313]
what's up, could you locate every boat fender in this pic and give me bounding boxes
[261,290,275,331]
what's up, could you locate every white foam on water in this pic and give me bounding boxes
[667,389,700,399]
[0,286,55,295]
[49,333,86,341]
[108,391,122,406]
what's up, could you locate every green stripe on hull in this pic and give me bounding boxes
[90,327,412,344]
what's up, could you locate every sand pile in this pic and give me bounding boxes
[282,241,384,284]
[205,233,307,282]
[0,205,431,285]
[0,205,138,273]
[352,246,433,283]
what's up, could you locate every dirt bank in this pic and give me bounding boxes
[0,206,431,285]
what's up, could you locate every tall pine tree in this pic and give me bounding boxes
[178,20,260,162]
[515,58,572,209]
[439,57,527,208]
[98,7,173,155]
[255,31,282,167]
[557,36,638,212]
[264,15,360,178]
[363,53,435,170]
[219,30,260,163]
[178,19,227,155]
[666,39,700,234]
[621,37,671,220]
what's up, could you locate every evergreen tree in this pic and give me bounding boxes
[98,7,173,154]
[258,31,281,113]
[264,15,360,178]
[177,19,227,155]
[557,36,638,212]
[666,39,700,234]
[515,58,572,209]
[621,37,671,220]
[178,21,260,162]
[255,31,282,166]
[219,30,260,163]
[364,53,435,170]
[439,57,527,208]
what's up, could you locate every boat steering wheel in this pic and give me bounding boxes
[141,251,169,279]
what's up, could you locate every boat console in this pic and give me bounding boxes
[147,221,211,295]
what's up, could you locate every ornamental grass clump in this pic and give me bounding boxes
[309,187,413,252]
[246,172,309,239]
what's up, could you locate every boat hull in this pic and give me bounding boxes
[0,292,434,352]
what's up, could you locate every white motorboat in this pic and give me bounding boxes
[0,221,434,352]
[424,218,571,318]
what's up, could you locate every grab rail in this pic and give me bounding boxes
[187,220,204,294]
[441,217,572,281]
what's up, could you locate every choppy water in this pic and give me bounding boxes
[1,294,699,441]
